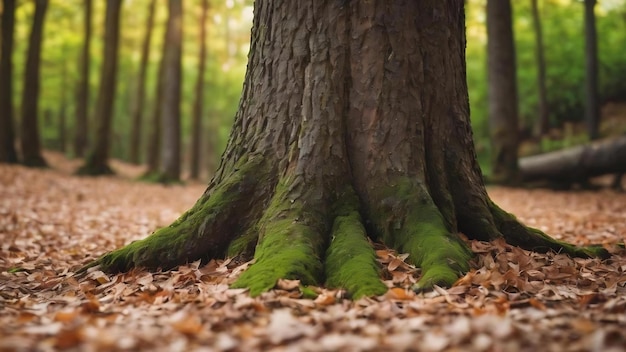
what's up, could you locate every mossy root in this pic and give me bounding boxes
[325,188,388,298]
[81,155,272,273]
[370,179,473,292]
[231,181,327,296]
[490,201,610,259]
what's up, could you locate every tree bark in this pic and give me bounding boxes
[74,0,92,158]
[87,0,608,298]
[531,0,549,137]
[144,40,165,176]
[0,0,18,163]
[519,136,626,185]
[487,0,520,183]
[158,0,183,182]
[129,0,156,165]
[20,0,48,168]
[78,0,123,175]
[189,0,209,180]
[584,0,600,140]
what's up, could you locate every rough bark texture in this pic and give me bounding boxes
[189,0,209,180]
[487,0,520,183]
[87,0,608,298]
[0,0,18,163]
[584,0,600,140]
[20,0,48,168]
[129,0,156,165]
[520,136,626,185]
[74,0,91,159]
[78,0,122,175]
[158,0,183,182]
[531,0,549,137]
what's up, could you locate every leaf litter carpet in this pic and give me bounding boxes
[1,152,625,351]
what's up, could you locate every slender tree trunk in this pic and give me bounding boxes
[58,59,68,153]
[20,0,48,167]
[129,0,156,164]
[584,0,600,140]
[487,0,520,183]
[531,0,549,137]
[144,49,165,175]
[0,0,18,163]
[74,0,92,158]
[189,0,209,180]
[158,0,183,182]
[88,0,607,298]
[78,0,123,175]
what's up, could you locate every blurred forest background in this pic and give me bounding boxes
[1,0,625,181]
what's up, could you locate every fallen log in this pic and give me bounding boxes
[519,135,626,186]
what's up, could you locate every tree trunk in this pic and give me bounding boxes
[487,0,520,183]
[74,0,92,159]
[519,136,626,185]
[584,0,600,140]
[20,0,48,168]
[78,0,122,175]
[158,0,183,182]
[0,0,18,163]
[87,0,607,298]
[189,0,209,180]
[144,22,167,176]
[531,0,549,137]
[58,59,68,154]
[129,0,156,165]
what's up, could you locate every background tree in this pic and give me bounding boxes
[86,1,606,298]
[129,0,156,165]
[487,0,519,183]
[57,56,68,153]
[144,42,165,177]
[20,0,48,167]
[0,0,18,163]
[530,0,549,137]
[78,0,123,175]
[158,0,183,182]
[73,0,92,158]
[189,0,209,180]
[584,0,600,140]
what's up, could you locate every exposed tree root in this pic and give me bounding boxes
[325,188,388,298]
[76,161,114,176]
[80,155,273,273]
[22,156,48,168]
[366,178,473,292]
[84,165,609,298]
[231,181,327,296]
[489,201,610,259]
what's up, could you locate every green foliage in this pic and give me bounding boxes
[466,0,626,164]
[11,0,251,167]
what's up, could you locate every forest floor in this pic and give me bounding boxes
[1,151,625,352]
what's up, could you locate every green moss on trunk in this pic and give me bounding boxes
[370,178,473,291]
[231,181,328,296]
[325,188,388,298]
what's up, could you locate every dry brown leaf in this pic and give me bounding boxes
[2,153,626,351]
